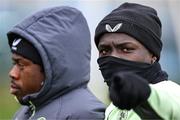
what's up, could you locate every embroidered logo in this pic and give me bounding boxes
[12,38,22,51]
[37,117,46,120]
[105,23,122,32]
[118,110,128,120]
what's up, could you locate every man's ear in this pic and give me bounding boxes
[151,56,157,64]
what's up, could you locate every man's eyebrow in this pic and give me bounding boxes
[98,44,110,49]
[112,42,132,46]
[98,43,109,47]
[98,41,111,46]
[12,57,21,62]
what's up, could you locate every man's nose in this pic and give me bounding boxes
[9,65,20,80]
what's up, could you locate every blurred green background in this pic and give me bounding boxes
[1,0,180,119]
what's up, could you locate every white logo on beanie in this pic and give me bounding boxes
[12,38,22,51]
[105,23,122,32]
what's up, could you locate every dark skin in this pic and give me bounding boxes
[9,53,45,101]
[98,33,157,110]
[98,33,157,64]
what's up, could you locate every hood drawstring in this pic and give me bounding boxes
[28,101,36,120]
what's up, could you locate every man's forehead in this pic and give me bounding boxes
[99,33,139,44]
[12,53,23,59]
[12,53,28,62]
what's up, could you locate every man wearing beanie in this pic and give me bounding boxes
[95,2,180,120]
[8,6,105,119]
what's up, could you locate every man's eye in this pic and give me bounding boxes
[99,49,108,55]
[122,48,134,52]
[18,63,24,67]
[11,61,25,70]
[12,61,16,65]
[122,48,129,52]
[18,63,25,70]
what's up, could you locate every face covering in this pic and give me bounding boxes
[97,56,168,85]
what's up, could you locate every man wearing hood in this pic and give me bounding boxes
[8,6,105,119]
[94,2,180,120]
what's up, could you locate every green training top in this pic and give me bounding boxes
[105,81,180,120]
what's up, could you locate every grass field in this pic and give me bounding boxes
[0,85,20,120]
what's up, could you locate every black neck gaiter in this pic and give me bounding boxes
[97,56,168,85]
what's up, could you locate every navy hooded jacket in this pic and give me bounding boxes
[7,6,105,120]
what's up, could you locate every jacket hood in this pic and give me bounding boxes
[7,6,91,106]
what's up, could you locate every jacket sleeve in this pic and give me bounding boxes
[147,81,180,120]
[104,81,180,120]
[134,80,180,120]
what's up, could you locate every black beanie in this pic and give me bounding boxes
[95,2,162,61]
[9,36,43,67]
